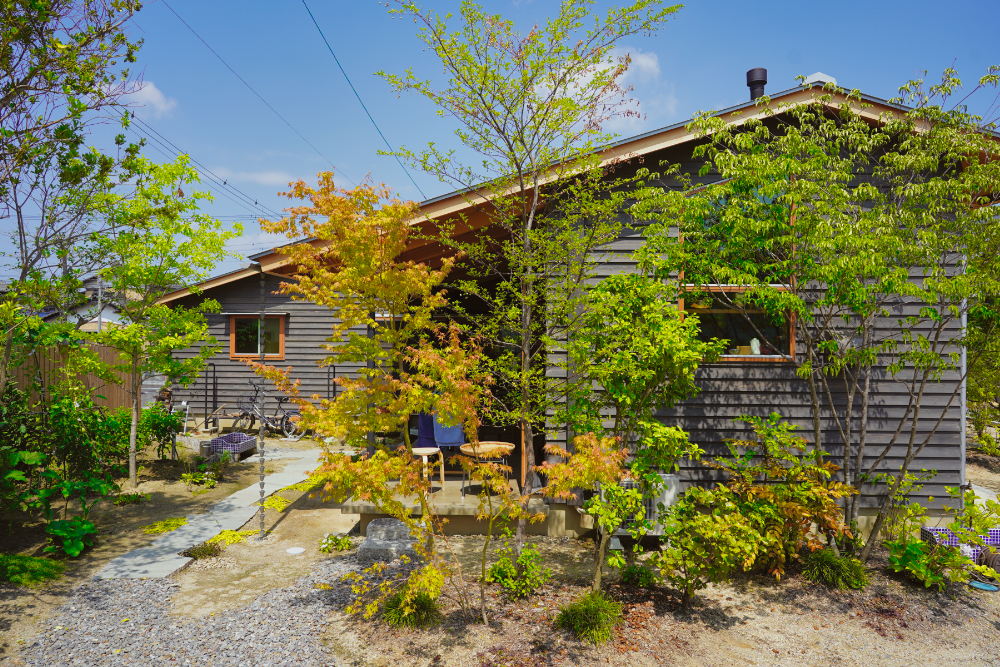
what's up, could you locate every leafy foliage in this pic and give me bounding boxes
[258,495,291,512]
[382,590,442,628]
[44,516,97,557]
[0,554,66,588]
[485,539,551,599]
[651,486,759,608]
[620,563,656,588]
[319,533,352,553]
[556,591,623,645]
[978,432,1000,458]
[802,549,869,590]
[182,542,222,560]
[704,414,856,579]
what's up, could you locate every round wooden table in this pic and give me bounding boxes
[459,441,515,498]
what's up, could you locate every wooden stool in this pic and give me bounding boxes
[412,446,445,485]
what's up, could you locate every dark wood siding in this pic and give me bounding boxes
[169,274,366,422]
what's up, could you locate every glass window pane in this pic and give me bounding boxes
[234,318,282,355]
[234,319,258,355]
[686,294,789,355]
[262,318,280,354]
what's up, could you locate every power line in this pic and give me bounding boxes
[298,0,427,199]
[160,0,357,188]
[124,113,284,219]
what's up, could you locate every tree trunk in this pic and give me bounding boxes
[0,328,15,400]
[129,353,140,488]
[592,527,610,593]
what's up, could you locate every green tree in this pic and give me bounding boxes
[634,67,1000,558]
[379,0,681,556]
[0,0,142,397]
[93,156,238,487]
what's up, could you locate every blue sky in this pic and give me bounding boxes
[73,0,1000,274]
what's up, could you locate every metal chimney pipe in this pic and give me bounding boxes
[747,68,768,100]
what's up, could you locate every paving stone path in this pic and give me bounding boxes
[96,448,324,580]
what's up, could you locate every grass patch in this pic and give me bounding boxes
[802,548,869,590]
[207,529,262,547]
[280,475,324,493]
[141,517,188,535]
[382,591,442,628]
[257,495,291,512]
[181,542,223,560]
[556,591,623,645]
[0,554,67,587]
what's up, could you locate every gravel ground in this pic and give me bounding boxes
[13,557,365,667]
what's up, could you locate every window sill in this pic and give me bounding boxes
[230,354,285,362]
[713,355,793,363]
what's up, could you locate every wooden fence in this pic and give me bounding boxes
[8,344,132,412]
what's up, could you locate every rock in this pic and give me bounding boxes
[357,519,419,565]
[365,518,411,541]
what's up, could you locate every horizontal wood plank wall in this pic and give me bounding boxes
[565,150,964,511]
[168,273,364,423]
[9,344,132,412]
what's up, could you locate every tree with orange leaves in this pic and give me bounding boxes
[249,174,499,621]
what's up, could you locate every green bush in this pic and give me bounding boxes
[802,548,868,590]
[556,591,622,645]
[382,590,442,628]
[978,432,1000,458]
[182,542,222,559]
[485,540,551,599]
[44,516,97,557]
[620,563,656,588]
[319,533,352,553]
[0,554,66,587]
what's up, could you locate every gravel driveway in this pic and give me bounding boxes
[13,558,361,667]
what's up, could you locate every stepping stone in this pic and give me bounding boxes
[357,518,419,565]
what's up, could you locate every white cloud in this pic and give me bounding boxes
[123,81,177,119]
[604,47,679,135]
[211,167,297,187]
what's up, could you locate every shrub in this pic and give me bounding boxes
[44,517,98,557]
[0,554,66,587]
[485,540,551,599]
[556,591,622,645]
[182,542,223,559]
[652,486,759,608]
[979,432,1000,458]
[141,517,188,534]
[319,533,352,553]
[802,549,868,590]
[620,563,656,588]
[114,492,149,506]
[382,590,442,628]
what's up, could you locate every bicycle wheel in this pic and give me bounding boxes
[232,412,253,433]
[282,412,304,439]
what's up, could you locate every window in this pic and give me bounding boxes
[683,291,793,361]
[230,316,285,360]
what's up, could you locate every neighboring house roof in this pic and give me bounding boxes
[159,78,926,306]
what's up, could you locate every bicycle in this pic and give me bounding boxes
[232,381,304,439]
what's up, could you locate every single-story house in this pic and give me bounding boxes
[160,70,967,518]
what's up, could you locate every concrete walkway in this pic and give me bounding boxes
[95,448,324,580]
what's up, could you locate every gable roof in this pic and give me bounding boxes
[159,80,912,305]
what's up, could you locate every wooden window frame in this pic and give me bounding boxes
[229,315,286,361]
[680,285,795,363]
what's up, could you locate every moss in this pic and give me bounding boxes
[141,517,188,535]
[181,542,222,559]
[280,475,324,493]
[207,529,262,547]
[0,555,67,588]
[257,495,291,512]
